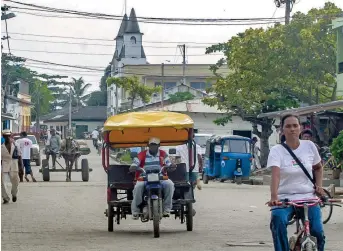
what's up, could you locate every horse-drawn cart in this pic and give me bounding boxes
[40,139,93,182]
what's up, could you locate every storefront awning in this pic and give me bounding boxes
[1,113,15,120]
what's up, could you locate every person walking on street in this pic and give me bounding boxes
[46,128,61,169]
[1,130,23,204]
[17,131,37,182]
[251,137,261,170]
[91,129,99,148]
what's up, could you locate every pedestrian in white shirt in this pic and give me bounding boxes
[176,142,203,190]
[1,130,22,204]
[16,131,36,182]
[91,129,99,148]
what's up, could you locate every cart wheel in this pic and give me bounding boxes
[203,174,209,184]
[236,176,242,185]
[186,203,193,231]
[81,159,89,182]
[42,159,50,182]
[152,200,160,238]
[36,156,41,166]
[108,205,114,232]
[74,157,78,170]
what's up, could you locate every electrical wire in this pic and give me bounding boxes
[9,48,222,56]
[7,37,209,48]
[1,31,222,44]
[6,1,286,23]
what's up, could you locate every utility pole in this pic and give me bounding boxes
[285,0,291,24]
[1,4,16,122]
[161,63,165,108]
[69,85,72,136]
[1,5,15,54]
[178,44,186,85]
[274,0,294,24]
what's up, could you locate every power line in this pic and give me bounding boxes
[9,8,283,26]
[6,1,285,23]
[10,48,222,56]
[7,37,209,48]
[1,31,222,44]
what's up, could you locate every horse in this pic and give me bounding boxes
[60,136,80,182]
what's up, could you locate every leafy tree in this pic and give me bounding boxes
[203,3,342,167]
[69,77,92,107]
[30,79,55,126]
[169,92,195,104]
[107,76,161,110]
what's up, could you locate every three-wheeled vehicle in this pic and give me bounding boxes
[202,135,252,185]
[102,111,197,238]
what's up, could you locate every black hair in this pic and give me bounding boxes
[21,131,27,137]
[252,137,258,141]
[280,113,300,128]
[280,134,286,143]
[301,129,313,137]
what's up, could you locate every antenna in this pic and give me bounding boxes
[124,0,127,14]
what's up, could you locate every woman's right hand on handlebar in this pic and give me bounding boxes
[267,195,279,207]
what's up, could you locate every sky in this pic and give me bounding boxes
[1,0,343,93]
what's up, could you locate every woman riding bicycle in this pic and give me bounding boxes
[267,114,326,251]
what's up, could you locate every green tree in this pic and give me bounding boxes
[69,77,92,107]
[107,76,161,110]
[203,3,342,167]
[30,79,55,125]
[169,92,195,104]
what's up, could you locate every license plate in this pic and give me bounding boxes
[147,173,160,182]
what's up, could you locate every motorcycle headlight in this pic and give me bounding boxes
[147,173,160,182]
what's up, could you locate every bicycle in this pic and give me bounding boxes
[269,198,342,251]
[288,188,333,225]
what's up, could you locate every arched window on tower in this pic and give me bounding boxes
[130,36,136,44]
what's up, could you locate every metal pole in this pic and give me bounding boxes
[115,85,119,114]
[161,63,165,108]
[182,44,186,85]
[285,0,291,24]
[69,85,72,136]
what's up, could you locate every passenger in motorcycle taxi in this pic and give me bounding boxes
[129,137,176,220]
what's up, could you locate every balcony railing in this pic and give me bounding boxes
[120,84,207,110]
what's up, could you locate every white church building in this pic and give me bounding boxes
[107,8,229,116]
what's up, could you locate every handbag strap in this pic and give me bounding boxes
[281,143,316,187]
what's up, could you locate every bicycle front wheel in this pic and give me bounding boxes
[321,188,333,224]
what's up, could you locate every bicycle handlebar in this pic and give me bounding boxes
[268,198,343,208]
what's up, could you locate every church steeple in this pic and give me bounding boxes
[116,14,128,39]
[125,8,142,34]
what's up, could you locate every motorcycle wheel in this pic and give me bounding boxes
[152,200,160,238]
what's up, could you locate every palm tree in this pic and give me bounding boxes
[70,77,92,107]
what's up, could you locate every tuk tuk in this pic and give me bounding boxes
[202,135,252,185]
[102,111,197,238]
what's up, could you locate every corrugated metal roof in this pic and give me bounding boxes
[149,99,226,114]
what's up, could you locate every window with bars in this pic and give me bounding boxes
[190,82,212,90]
[154,82,177,89]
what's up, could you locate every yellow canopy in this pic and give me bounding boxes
[104,111,194,147]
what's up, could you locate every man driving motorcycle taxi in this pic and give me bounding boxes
[129,137,176,220]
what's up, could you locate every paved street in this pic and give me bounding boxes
[2,142,343,251]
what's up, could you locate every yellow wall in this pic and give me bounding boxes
[18,93,31,130]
